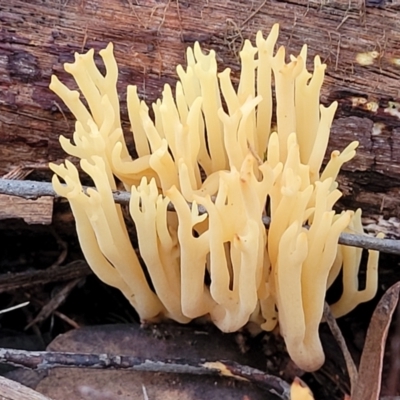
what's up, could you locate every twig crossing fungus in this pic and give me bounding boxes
[50,24,383,372]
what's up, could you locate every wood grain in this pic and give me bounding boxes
[0,375,53,400]
[0,194,53,224]
[0,0,399,221]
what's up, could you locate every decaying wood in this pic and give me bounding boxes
[0,194,53,224]
[0,0,400,223]
[0,375,53,400]
[0,260,91,294]
[0,164,53,224]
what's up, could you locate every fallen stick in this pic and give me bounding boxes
[0,347,291,400]
[0,178,397,254]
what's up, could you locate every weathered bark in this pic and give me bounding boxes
[0,0,400,224]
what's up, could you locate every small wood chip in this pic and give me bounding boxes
[0,375,53,400]
[0,194,53,225]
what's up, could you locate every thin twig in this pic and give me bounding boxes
[0,301,30,315]
[25,278,83,329]
[53,310,80,329]
[324,302,358,395]
[0,347,291,400]
[240,0,267,28]
[142,385,149,400]
[0,179,397,255]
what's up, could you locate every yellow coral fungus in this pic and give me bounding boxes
[50,24,382,372]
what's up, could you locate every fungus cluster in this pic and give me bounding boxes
[50,24,382,372]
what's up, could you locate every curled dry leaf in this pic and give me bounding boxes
[351,281,400,400]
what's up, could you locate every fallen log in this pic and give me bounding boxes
[0,0,399,226]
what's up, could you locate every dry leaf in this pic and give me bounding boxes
[352,281,400,400]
